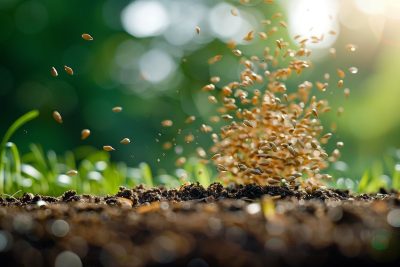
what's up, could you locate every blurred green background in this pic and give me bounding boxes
[1,0,400,189]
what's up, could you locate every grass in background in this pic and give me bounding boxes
[0,111,214,196]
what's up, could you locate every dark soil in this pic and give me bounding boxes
[0,183,400,267]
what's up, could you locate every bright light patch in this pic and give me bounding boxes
[121,1,169,38]
[139,49,176,84]
[354,0,386,15]
[287,0,339,48]
[209,3,254,43]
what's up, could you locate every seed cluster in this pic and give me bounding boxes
[161,1,356,189]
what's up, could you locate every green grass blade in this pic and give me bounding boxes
[195,162,211,186]
[0,110,39,194]
[357,170,370,193]
[139,162,154,187]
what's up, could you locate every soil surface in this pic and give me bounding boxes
[0,183,400,267]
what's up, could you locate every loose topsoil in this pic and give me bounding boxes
[1,183,400,267]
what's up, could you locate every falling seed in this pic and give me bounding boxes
[210,76,220,83]
[231,8,238,16]
[66,170,78,177]
[337,79,344,88]
[175,157,186,166]
[344,88,350,98]
[349,67,358,74]
[161,120,173,127]
[50,67,58,77]
[336,141,344,148]
[346,44,357,52]
[185,116,196,124]
[232,49,242,57]
[103,146,115,152]
[243,30,254,41]
[216,164,227,172]
[52,111,63,124]
[112,106,123,113]
[337,69,345,79]
[120,138,131,145]
[312,108,318,118]
[208,55,223,64]
[195,26,201,34]
[329,30,337,35]
[81,33,93,41]
[64,65,74,75]
[81,129,91,140]
[279,21,287,28]
[208,96,218,104]
[211,153,221,160]
[202,84,215,91]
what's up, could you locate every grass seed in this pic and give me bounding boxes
[103,146,115,152]
[120,138,131,145]
[52,111,63,124]
[50,67,58,77]
[64,65,74,76]
[81,33,93,41]
[81,129,91,140]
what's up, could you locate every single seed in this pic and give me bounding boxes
[81,33,93,41]
[210,76,220,83]
[120,138,131,145]
[202,84,215,91]
[349,66,358,74]
[243,30,254,41]
[64,65,74,75]
[103,146,115,152]
[50,67,58,77]
[66,170,78,177]
[337,79,344,88]
[337,69,345,79]
[336,141,344,148]
[216,164,227,172]
[176,157,186,166]
[346,44,357,52]
[161,120,173,127]
[208,55,222,64]
[195,26,201,34]
[232,49,242,57]
[52,111,63,124]
[185,116,196,124]
[344,88,350,98]
[231,8,238,16]
[112,106,123,113]
[211,153,221,160]
[312,108,318,118]
[81,129,90,140]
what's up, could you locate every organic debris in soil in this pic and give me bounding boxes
[0,184,400,267]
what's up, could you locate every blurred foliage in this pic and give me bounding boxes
[1,0,400,193]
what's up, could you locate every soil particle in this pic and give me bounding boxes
[0,184,399,266]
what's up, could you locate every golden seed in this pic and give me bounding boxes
[231,8,238,16]
[175,157,186,166]
[208,55,222,64]
[349,67,358,74]
[64,65,74,75]
[185,116,196,124]
[344,88,350,98]
[195,26,201,34]
[279,21,287,28]
[184,134,195,143]
[161,120,173,127]
[312,108,318,118]
[258,32,267,40]
[346,44,357,52]
[50,66,58,77]
[52,111,63,124]
[336,141,344,148]
[243,30,254,41]
[81,129,91,140]
[120,138,131,145]
[112,106,123,113]
[337,68,345,79]
[216,164,227,172]
[66,170,78,177]
[103,146,115,152]
[163,142,172,150]
[211,153,221,160]
[202,84,215,91]
[208,96,218,104]
[210,76,220,83]
[232,49,242,57]
[337,79,344,88]
[81,33,93,41]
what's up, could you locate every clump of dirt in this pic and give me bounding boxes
[0,184,400,267]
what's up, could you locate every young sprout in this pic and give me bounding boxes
[52,111,63,124]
